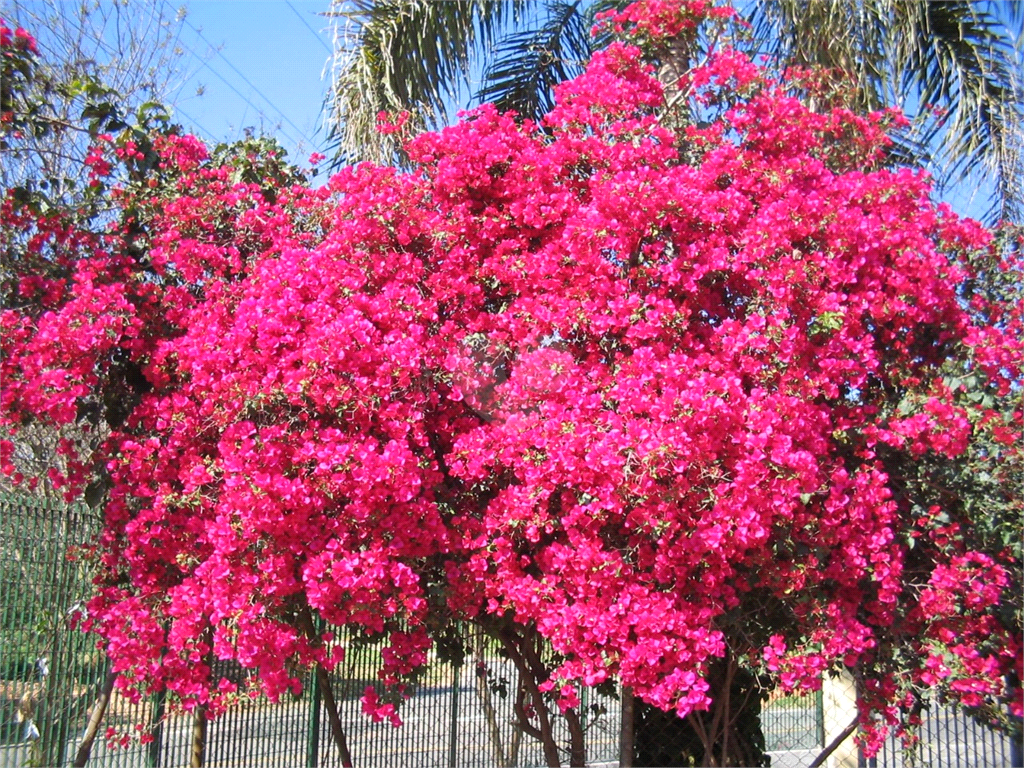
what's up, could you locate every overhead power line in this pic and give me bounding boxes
[286,1,334,55]
[181,17,320,151]
[173,35,306,150]
[171,104,216,141]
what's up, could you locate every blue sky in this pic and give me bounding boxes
[168,1,335,169]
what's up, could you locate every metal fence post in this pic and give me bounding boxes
[1011,715,1023,768]
[7,489,1022,768]
[581,684,589,732]
[149,687,166,767]
[619,685,634,768]
[449,659,462,768]
[307,667,322,768]
[40,626,67,768]
[40,498,76,768]
[816,685,825,749]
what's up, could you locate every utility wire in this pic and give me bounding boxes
[286,1,334,55]
[171,34,305,150]
[285,1,333,152]
[171,104,216,141]
[29,0,222,145]
[181,17,320,151]
[159,13,314,157]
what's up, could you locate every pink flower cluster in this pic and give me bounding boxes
[596,0,735,43]
[0,18,38,55]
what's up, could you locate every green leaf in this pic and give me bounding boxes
[748,0,1023,222]
[476,0,593,122]
[327,0,526,164]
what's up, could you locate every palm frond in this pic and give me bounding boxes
[585,0,629,51]
[326,0,522,165]
[747,0,1023,222]
[749,0,911,108]
[906,0,1023,221]
[475,0,592,122]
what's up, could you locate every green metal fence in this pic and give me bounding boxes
[0,493,623,768]
[1,492,111,768]
[2,492,1018,768]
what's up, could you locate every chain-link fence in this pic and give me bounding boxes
[759,675,1020,768]
[2,492,1019,768]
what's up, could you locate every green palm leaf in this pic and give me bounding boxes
[326,0,1020,220]
[908,0,1023,221]
[748,0,1023,222]
[475,0,593,122]
[326,0,522,165]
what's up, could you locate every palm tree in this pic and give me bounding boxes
[324,0,506,165]
[325,0,1022,221]
[324,0,612,163]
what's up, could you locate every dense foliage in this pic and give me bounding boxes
[2,4,1021,765]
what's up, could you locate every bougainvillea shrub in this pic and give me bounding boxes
[2,3,1021,764]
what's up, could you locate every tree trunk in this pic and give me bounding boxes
[520,631,586,767]
[563,706,586,767]
[809,717,858,768]
[500,627,562,767]
[474,634,515,767]
[72,670,117,767]
[634,654,769,767]
[317,663,354,768]
[296,603,353,768]
[619,686,635,768]
[190,633,215,768]
[190,703,208,768]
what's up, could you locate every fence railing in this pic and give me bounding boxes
[2,492,1019,768]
